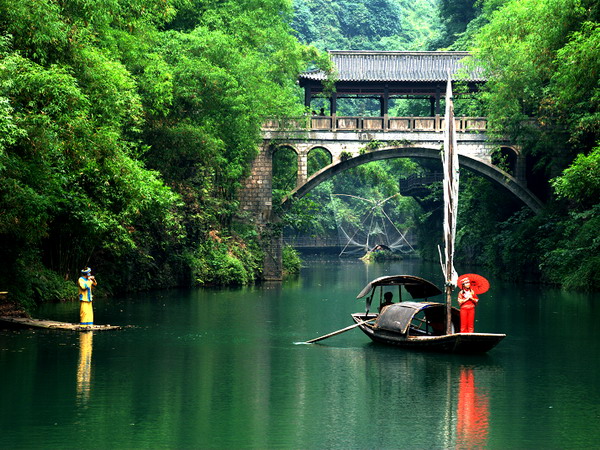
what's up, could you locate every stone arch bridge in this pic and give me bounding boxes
[239,51,544,279]
[239,117,543,280]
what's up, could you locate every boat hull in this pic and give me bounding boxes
[351,313,505,354]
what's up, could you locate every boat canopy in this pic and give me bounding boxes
[356,275,442,299]
[375,301,447,335]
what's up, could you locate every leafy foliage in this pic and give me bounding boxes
[454,0,600,289]
[540,207,600,291]
[552,145,600,209]
[282,245,302,275]
[473,0,598,162]
[186,233,262,286]
[292,0,440,51]
[0,0,327,305]
[427,0,481,50]
[0,4,181,301]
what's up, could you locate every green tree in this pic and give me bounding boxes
[0,0,329,306]
[463,0,600,290]
[473,0,598,171]
[292,0,440,51]
[428,0,481,50]
[552,146,600,209]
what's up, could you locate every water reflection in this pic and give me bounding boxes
[456,365,489,449]
[76,331,93,405]
[354,344,497,449]
[11,258,599,448]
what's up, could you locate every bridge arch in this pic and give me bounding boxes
[271,145,299,191]
[492,146,520,177]
[271,143,298,156]
[307,146,333,176]
[282,147,543,213]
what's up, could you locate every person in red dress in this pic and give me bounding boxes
[458,278,478,333]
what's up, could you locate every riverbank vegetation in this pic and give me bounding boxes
[0,0,598,310]
[0,0,327,307]
[436,0,600,290]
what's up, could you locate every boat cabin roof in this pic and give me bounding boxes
[356,275,442,300]
[376,301,448,334]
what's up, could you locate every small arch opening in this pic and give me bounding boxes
[307,147,332,177]
[272,145,298,203]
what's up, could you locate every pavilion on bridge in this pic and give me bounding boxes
[297,50,486,132]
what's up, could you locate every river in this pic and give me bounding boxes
[1,256,599,449]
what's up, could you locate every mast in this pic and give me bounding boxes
[441,74,459,334]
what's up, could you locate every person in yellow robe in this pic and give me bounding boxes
[78,267,97,326]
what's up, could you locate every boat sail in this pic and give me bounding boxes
[441,74,460,334]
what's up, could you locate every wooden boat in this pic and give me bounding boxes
[306,77,505,352]
[350,275,505,353]
[346,77,504,353]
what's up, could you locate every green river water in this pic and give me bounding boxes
[1,256,599,449]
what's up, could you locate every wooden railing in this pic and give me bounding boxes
[283,236,341,248]
[263,116,487,133]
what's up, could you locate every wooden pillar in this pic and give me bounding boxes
[382,85,389,131]
[304,86,312,109]
[330,92,337,131]
[435,85,442,130]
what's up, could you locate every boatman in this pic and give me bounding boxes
[78,267,97,326]
[379,292,394,312]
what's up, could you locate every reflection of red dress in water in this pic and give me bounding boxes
[457,367,489,449]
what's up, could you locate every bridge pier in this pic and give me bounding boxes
[297,153,308,186]
[239,142,283,280]
[262,228,283,281]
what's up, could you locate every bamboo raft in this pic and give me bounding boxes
[0,316,121,331]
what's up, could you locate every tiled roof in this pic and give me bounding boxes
[301,51,485,82]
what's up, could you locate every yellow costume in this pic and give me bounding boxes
[78,269,97,325]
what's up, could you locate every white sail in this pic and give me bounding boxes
[441,74,459,288]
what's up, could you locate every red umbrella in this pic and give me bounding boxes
[457,273,490,295]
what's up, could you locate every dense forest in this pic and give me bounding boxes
[286,0,600,291]
[0,0,329,307]
[0,0,598,310]
[292,0,440,50]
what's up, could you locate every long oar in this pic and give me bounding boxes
[303,318,376,344]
